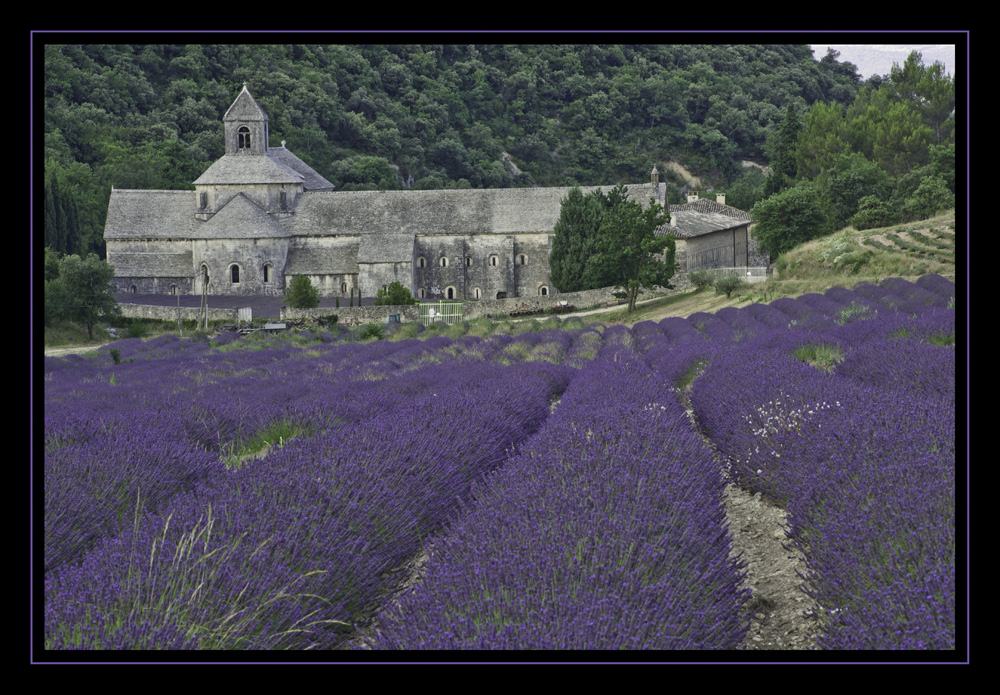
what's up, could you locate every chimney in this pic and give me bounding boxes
[687,192,699,204]
[717,193,726,206]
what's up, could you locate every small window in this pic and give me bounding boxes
[440,256,448,268]
[418,256,426,268]
[169,284,177,295]
[466,256,473,267]
[280,191,287,210]
[539,286,549,296]
[474,287,482,300]
[238,126,251,150]
[263,264,272,283]
[518,254,527,266]
[130,285,137,294]
[341,282,348,294]
[446,286,455,299]
[419,287,425,299]
[199,192,208,209]
[230,265,240,284]
[489,255,498,267]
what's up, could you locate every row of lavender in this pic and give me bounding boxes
[44,329,592,648]
[670,275,956,649]
[44,325,605,578]
[363,326,750,649]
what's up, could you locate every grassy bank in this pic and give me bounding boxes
[593,209,957,327]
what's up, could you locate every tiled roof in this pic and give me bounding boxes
[658,199,752,239]
[680,198,753,221]
[106,249,194,277]
[267,146,335,191]
[223,86,268,123]
[192,153,304,186]
[104,190,198,239]
[190,193,290,239]
[287,183,663,237]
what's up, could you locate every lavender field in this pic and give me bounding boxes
[41,275,957,651]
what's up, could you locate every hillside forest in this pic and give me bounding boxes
[41,43,957,263]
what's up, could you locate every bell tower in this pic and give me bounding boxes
[223,83,269,156]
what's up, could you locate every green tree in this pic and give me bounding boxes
[549,187,605,293]
[373,281,418,306]
[726,169,767,213]
[550,184,631,292]
[764,103,802,197]
[284,275,319,309]
[817,152,891,233]
[850,195,898,231]
[795,101,850,180]
[48,253,121,338]
[889,51,956,145]
[899,175,954,222]
[714,273,746,299]
[750,183,828,258]
[584,190,675,312]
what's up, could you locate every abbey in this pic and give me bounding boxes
[105,86,760,300]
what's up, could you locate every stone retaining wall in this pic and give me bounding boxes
[118,302,239,322]
[281,304,421,325]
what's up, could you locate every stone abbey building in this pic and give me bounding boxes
[105,86,761,300]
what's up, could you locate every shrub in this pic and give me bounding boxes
[714,273,746,299]
[851,195,898,231]
[373,281,418,306]
[285,276,319,309]
[688,270,713,289]
[124,319,150,339]
[357,323,386,341]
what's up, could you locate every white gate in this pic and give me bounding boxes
[420,301,463,325]
[238,307,253,322]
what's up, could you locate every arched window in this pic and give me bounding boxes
[418,256,426,268]
[466,256,473,267]
[238,126,251,150]
[489,255,498,267]
[230,265,240,284]
[473,287,482,300]
[169,284,177,295]
[263,264,272,283]
[418,287,425,299]
[341,282,348,294]
[130,285,137,294]
[518,254,527,265]
[539,285,549,296]
[446,286,455,299]
[440,256,448,268]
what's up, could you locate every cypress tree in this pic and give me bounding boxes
[764,103,802,197]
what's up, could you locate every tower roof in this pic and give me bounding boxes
[223,84,268,123]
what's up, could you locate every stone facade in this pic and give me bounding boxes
[105,87,760,302]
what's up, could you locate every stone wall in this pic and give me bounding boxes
[281,304,421,324]
[117,302,239,322]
